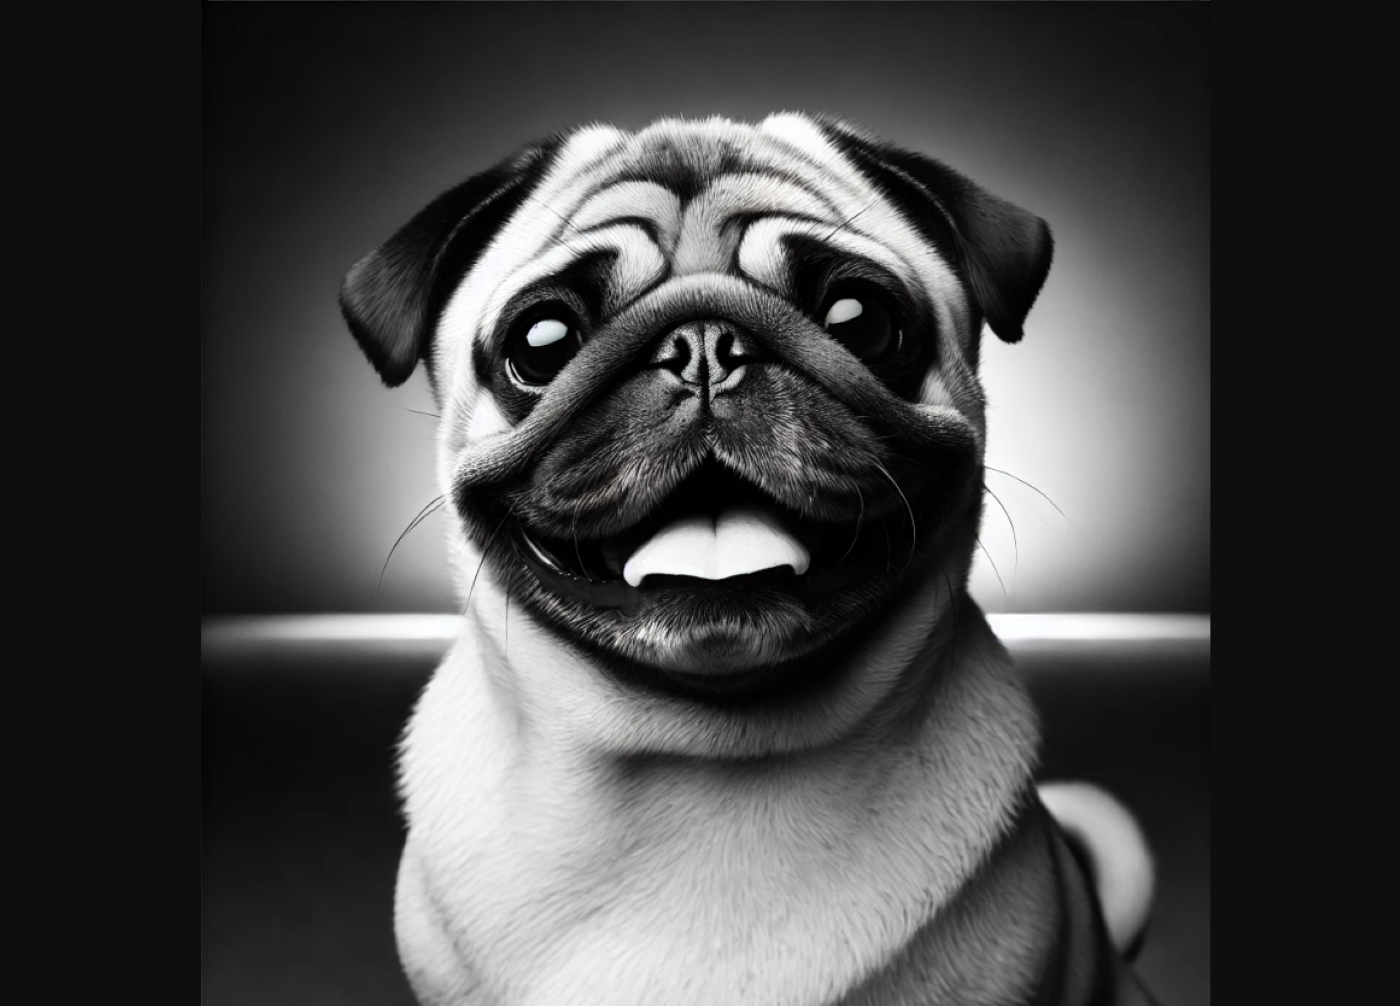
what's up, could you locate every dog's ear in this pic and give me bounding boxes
[819,120,1052,345]
[339,138,561,386]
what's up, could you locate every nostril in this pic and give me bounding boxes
[648,321,760,388]
[655,336,692,375]
[714,330,735,368]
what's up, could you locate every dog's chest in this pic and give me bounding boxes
[407,802,1059,1006]
[398,656,1053,1006]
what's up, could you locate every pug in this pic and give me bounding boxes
[340,114,1159,1006]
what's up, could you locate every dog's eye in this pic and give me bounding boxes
[823,293,895,363]
[508,318,583,386]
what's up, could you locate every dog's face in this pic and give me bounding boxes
[343,114,1050,698]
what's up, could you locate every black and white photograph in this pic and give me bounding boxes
[202,3,1209,1004]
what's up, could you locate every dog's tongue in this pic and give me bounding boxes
[622,506,810,587]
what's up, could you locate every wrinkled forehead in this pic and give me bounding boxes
[540,116,886,263]
[434,115,968,389]
[586,117,846,199]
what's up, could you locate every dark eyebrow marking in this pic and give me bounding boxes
[576,168,839,217]
[725,209,832,234]
[575,216,664,246]
[725,211,836,275]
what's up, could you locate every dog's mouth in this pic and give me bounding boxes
[511,462,905,610]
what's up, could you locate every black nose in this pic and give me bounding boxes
[649,320,762,394]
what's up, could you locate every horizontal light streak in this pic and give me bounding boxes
[203,613,1209,659]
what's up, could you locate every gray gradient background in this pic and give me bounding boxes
[202,2,1209,616]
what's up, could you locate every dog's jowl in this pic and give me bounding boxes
[341,114,1159,1006]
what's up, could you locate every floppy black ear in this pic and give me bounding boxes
[819,120,1053,344]
[339,138,562,386]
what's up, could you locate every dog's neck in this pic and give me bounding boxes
[399,571,1044,1005]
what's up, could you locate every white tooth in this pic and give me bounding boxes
[621,506,810,587]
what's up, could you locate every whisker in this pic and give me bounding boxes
[884,452,940,484]
[402,408,441,419]
[821,200,878,244]
[982,483,1019,578]
[462,512,511,615]
[378,496,446,593]
[975,534,1008,599]
[572,500,586,576]
[838,486,866,566]
[940,563,960,668]
[873,460,917,571]
[983,466,1069,524]
[538,202,590,257]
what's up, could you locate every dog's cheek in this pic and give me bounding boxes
[521,379,712,533]
[441,388,533,544]
[915,351,986,437]
[439,388,514,493]
[464,393,512,441]
[916,368,961,413]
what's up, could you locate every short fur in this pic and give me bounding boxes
[341,113,1156,1005]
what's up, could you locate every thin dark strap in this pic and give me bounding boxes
[1022,798,1072,1006]
[1049,798,1165,1006]
[1111,962,1166,1006]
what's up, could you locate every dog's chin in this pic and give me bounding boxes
[607,576,826,679]
[525,574,860,698]
[498,495,912,698]
[639,622,805,678]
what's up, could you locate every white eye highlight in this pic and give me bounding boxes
[824,298,864,327]
[526,319,570,348]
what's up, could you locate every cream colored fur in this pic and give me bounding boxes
[396,570,1052,1005]
[389,113,1152,1005]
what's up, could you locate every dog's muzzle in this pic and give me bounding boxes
[649,319,765,401]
